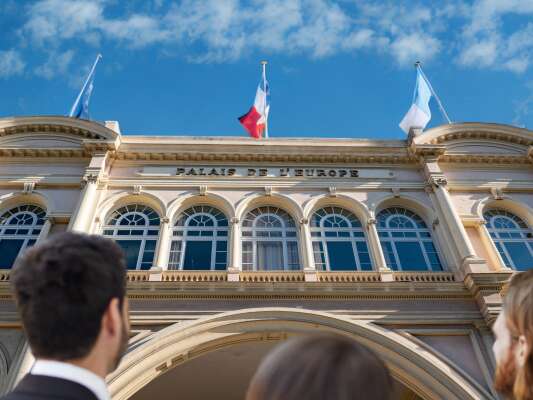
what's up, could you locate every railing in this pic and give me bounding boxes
[392,272,456,282]
[239,271,305,282]
[0,271,9,281]
[126,271,150,282]
[162,271,227,282]
[317,272,381,282]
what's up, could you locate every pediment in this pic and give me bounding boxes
[444,140,525,155]
[414,123,533,150]
[0,133,83,149]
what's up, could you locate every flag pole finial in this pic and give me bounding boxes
[414,60,421,68]
[261,60,268,65]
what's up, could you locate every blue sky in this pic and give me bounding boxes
[0,0,532,139]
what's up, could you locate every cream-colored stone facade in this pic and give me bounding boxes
[0,117,532,400]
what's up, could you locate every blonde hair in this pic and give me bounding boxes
[503,270,533,400]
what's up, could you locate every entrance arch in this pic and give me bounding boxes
[108,308,490,400]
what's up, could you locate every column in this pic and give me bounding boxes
[366,217,389,272]
[69,175,99,233]
[150,217,170,282]
[69,152,109,233]
[476,221,511,271]
[36,217,53,243]
[427,175,489,274]
[227,217,241,282]
[300,218,317,282]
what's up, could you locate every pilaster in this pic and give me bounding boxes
[154,216,171,272]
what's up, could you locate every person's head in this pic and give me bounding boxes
[493,270,533,400]
[246,335,393,400]
[11,232,129,375]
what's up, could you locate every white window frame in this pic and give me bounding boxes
[484,209,533,270]
[241,206,301,271]
[310,207,371,271]
[169,206,229,271]
[377,207,442,271]
[102,204,160,270]
[0,205,46,267]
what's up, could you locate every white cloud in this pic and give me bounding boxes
[11,0,533,74]
[34,50,75,79]
[389,33,441,66]
[0,49,25,78]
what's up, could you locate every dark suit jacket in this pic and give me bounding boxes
[2,374,98,400]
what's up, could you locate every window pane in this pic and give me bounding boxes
[116,240,142,270]
[326,241,357,271]
[183,241,212,270]
[356,241,372,271]
[395,242,429,271]
[257,241,283,270]
[287,241,300,270]
[504,242,533,271]
[0,239,24,269]
[242,241,253,271]
[381,242,398,270]
[423,242,443,271]
[168,241,182,270]
[495,242,512,267]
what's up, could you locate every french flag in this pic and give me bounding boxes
[239,64,270,139]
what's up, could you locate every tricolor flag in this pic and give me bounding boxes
[69,54,102,120]
[239,63,270,139]
[399,68,432,134]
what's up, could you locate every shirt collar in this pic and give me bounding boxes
[31,359,109,400]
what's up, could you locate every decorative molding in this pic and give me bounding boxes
[264,186,273,196]
[161,216,170,224]
[83,173,98,184]
[391,188,401,198]
[366,218,376,227]
[198,185,208,196]
[299,218,308,225]
[132,184,142,195]
[22,182,35,194]
[328,186,337,197]
[230,217,239,224]
[432,218,439,230]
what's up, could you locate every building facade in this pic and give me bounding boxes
[0,116,532,399]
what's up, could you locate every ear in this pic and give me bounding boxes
[102,298,122,338]
[516,335,529,368]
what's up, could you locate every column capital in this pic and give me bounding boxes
[161,216,170,224]
[299,218,309,225]
[230,217,240,224]
[426,175,448,188]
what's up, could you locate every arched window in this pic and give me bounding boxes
[241,206,300,271]
[0,205,46,269]
[168,205,229,270]
[377,207,442,271]
[310,207,372,271]
[103,204,160,270]
[484,209,533,271]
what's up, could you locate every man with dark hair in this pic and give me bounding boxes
[3,232,129,400]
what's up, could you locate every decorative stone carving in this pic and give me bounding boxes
[132,185,142,195]
[230,217,239,224]
[264,186,273,196]
[22,182,35,194]
[427,175,448,188]
[490,187,505,200]
[83,173,98,184]
[391,188,400,198]
[199,185,208,196]
[366,218,376,227]
[161,216,170,224]
[432,218,439,230]
[328,187,337,197]
[299,218,308,225]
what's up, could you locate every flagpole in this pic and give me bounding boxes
[261,60,269,139]
[415,61,452,124]
[69,54,102,117]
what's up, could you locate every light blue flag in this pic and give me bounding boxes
[69,54,102,120]
[399,69,432,134]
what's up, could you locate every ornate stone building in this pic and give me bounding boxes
[0,116,532,400]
